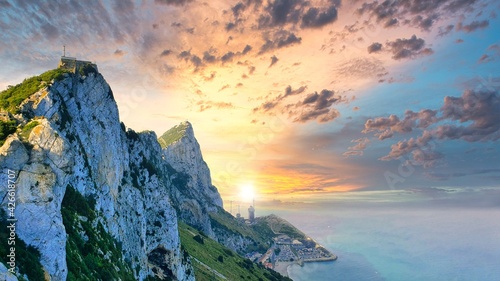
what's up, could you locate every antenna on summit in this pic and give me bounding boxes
[63,45,66,57]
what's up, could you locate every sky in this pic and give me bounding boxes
[1,0,499,204]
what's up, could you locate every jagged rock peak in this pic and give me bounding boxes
[158,120,193,148]
[160,121,224,232]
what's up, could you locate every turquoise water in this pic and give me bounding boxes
[259,191,500,281]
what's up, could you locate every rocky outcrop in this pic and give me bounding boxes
[0,69,195,280]
[159,122,223,237]
[158,123,265,255]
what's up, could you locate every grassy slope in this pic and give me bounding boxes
[62,186,135,281]
[178,222,292,281]
[255,214,307,240]
[158,122,189,148]
[0,68,69,113]
[209,209,272,247]
[0,68,70,145]
[209,210,308,250]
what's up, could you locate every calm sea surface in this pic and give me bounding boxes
[257,190,500,281]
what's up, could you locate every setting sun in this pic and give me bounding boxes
[239,183,255,203]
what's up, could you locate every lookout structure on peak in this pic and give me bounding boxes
[58,45,98,73]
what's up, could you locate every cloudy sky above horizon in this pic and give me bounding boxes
[1,0,499,203]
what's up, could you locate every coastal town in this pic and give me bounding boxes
[244,232,337,276]
[238,205,337,276]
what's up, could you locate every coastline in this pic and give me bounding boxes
[274,261,295,277]
[274,255,338,277]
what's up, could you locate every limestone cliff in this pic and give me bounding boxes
[0,67,195,280]
[0,65,298,281]
[158,123,262,255]
[159,122,223,237]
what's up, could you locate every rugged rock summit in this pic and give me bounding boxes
[159,121,223,237]
[0,67,197,280]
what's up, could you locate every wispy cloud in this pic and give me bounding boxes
[362,82,500,167]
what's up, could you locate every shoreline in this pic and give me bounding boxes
[274,255,338,277]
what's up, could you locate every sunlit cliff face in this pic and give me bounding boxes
[1,0,499,202]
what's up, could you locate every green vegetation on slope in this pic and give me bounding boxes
[20,120,39,140]
[0,68,70,113]
[158,122,189,148]
[0,209,45,281]
[209,209,309,254]
[255,214,307,240]
[0,120,17,146]
[62,185,135,281]
[178,222,292,281]
[209,209,271,253]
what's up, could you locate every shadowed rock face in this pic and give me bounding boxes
[160,121,224,237]
[0,69,198,280]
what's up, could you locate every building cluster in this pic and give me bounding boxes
[58,56,98,73]
[270,234,335,265]
[296,246,333,261]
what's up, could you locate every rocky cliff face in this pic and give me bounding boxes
[159,122,223,237]
[0,68,200,280]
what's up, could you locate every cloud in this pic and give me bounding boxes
[0,0,11,8]
[258,0,302,27]
[478,54,492,64]
[438,90,500,141]
[363,109,438,137]
[221,51,235,62]
[154,0,193,6]
[344,137,370,157]
[477,44,500,64]
[301,6,338,28]
[269,55,279,67]
[364,109,438,140]
[489,44,500,52]
[357,0,479,31]
[457,20,489,33]
[242,44,252,54]
[386,35,433,60]
[160,49,172,56]
[231,2,246,17]
[379,130,434,160]
[218,84,230,92]
[259,30,302,54]
[284,85,307,97]
[362,86,500,167]
[177,50,204,69]
[424,169,500,181]
[202,51,216,63]
[367,42,382,53]
[252,86,347,124]
[197,100,235,112]
[255,0,340,30]
[438,24,455,37]
[290,89,343,123]
[40,23,59,40]
[253,84,306,113]
[335,58,387,79]
[343,150,364,157]
[350,137,370,151]
[114,49,125,57]
[203,71,216,81]
[248,66,256,75]
[384,18,399,28]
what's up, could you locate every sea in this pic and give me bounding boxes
[258,189,500,281]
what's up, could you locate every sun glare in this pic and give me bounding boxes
[239,183,255,203]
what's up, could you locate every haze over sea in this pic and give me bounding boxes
[259,188,500,281]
